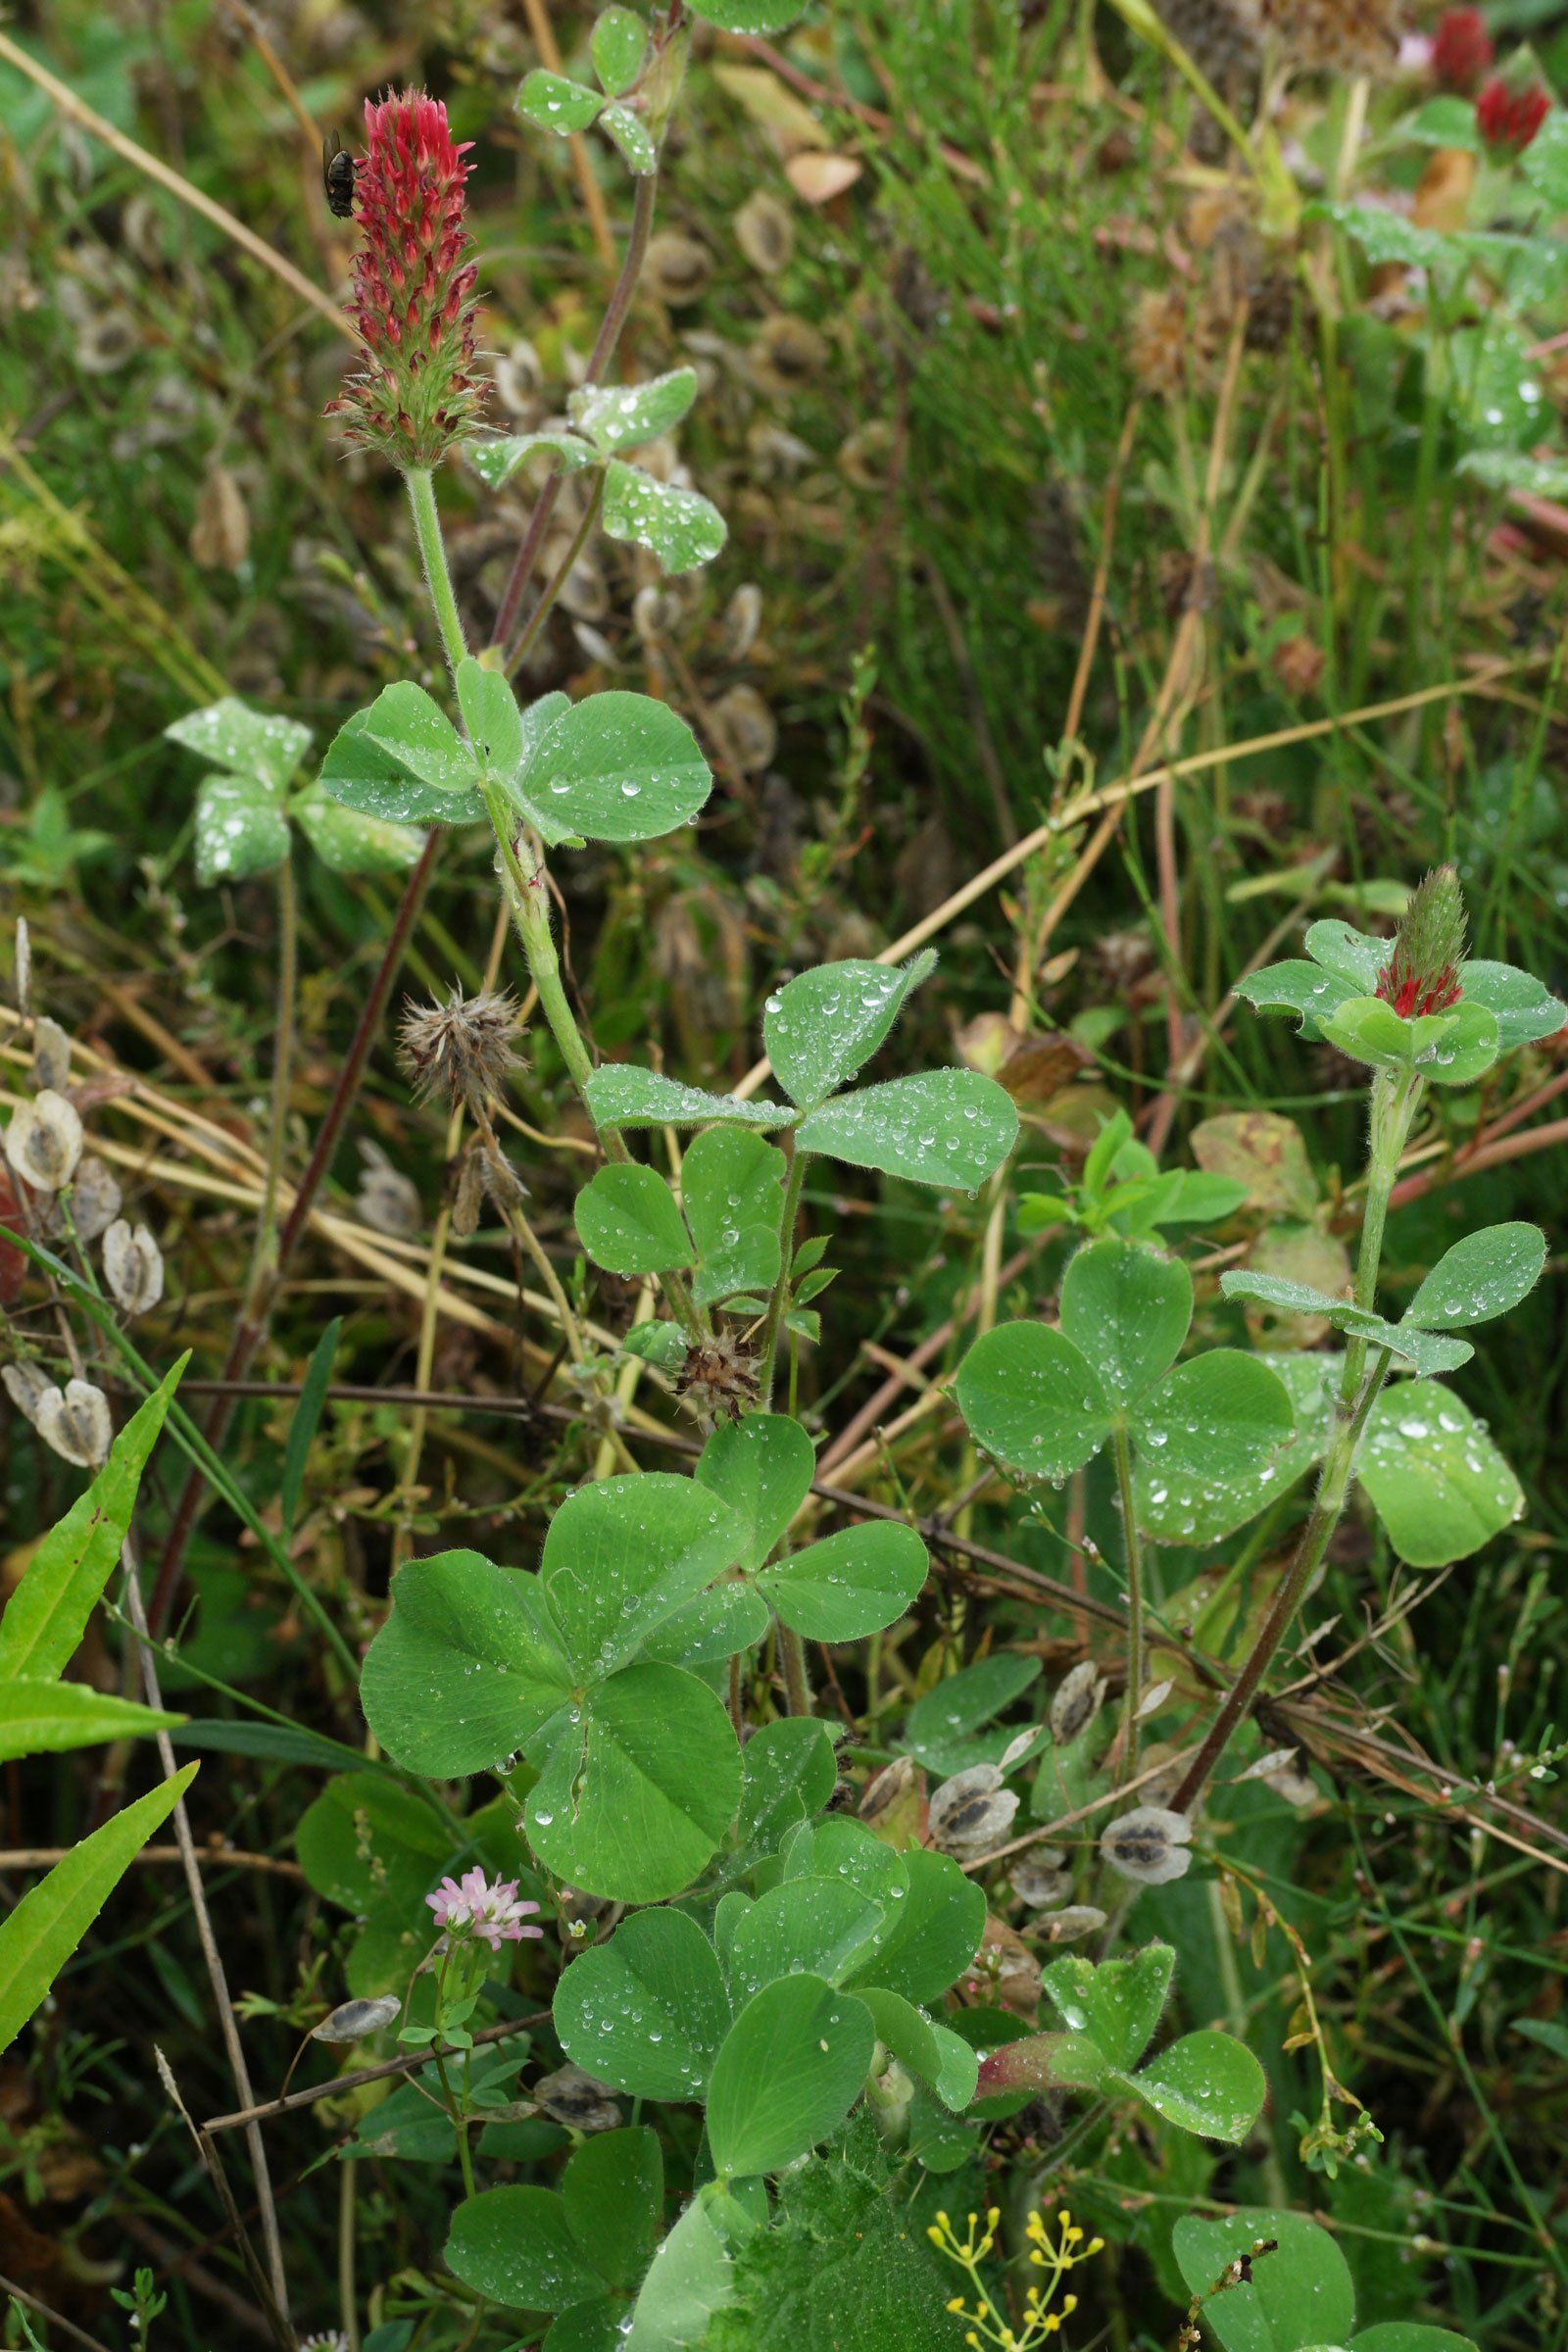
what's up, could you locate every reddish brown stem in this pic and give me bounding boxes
[146,829,440,1634]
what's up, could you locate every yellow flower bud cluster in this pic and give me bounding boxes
[929,2204,1106,2351]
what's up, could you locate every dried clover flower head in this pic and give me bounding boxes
[1376,863,1466,1018]
[398,986,522,1113]
[675,1331,760,1422]
[324,88,484,469]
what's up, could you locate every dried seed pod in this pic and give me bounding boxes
[1036,1904,1107,1943]
[311,1995,401,2044]
[720,582,762,662]
[31,1017,72,1092]
[1050,1659,1105,1745]
[571,621,620,669]
[35,1379,113,1469]
[733,189,795,275]
[357,1139,421,1239]
[838,420,894,491]
[858,1752,925,1844]
[1100,1804,1194,1887]
[103,1220,165,1316]
[2,1361,54,1426]
[75,310,140,373]
[70,1158,122,1244]
[749,313,829,397]
[5,1091,84,1193]
[190,462,251,571]
[451,1141,488,1238]
[928,1764,1020,1861]
[532,2064,622,2133]
[710,684,777,774]
[14,919,30,1014]
[1135,1678,1174,1721]
[643,231,712,306]
[1011,1850,1072,1908]
[633,584,683,640]
[398,986,523,1114]
[998,1725,1043,1773]
[492,337,545,417]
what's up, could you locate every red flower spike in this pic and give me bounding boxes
[1375,864,1467,1020]
[1477,74,1552,154]
[324,89,485,469]
[1432,10,1493,96]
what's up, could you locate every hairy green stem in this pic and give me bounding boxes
[759,1145,808,1406]
[1112,1421,1144,1784]
[780,1621,811,1717]
[406,466,468,679]
[1341,1067,1420,1402]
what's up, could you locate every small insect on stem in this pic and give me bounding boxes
[322,129,357,220]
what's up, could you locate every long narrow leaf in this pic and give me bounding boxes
[0,1765,198,2054]
[281,1315,341,1537]
[0,1358,185,1685]
[0,1681,183,1762]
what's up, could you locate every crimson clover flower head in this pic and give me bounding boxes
[324,89,485,469]
[1375,863,1466,1019]
[1477,63,1552,153]
[426,1866,542,1952]
[1432,10,1493,96]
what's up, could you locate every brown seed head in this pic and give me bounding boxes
[398,986,522,1113]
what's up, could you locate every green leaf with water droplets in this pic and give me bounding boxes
[624,2186,738,2352]
[517,67,604,133]
[706,1973,876,2178]
[764,953,938,1110]
[1407,1221,1546,1329]
[638,1581,770,1667]
[466,430,598,489]
[732,1717,838,1854]
[564,2128,664,2293]
[1454,959,1565,1052]
[796,1069,1017,1191]
[359,1551,575,1778]
[681,1125,785,1305]
[1219,1272,1474,1376]
[1309,200,1461,278]
[1356,1381,1522,1567]
[1302,918,1388,993]
[1136,1351,1336,1545]
[686,0,806,28]
[575,1164,695,1278]
[1173,2207,1355,2352]
[1042,1943,1172,2074]
[540,1474,743,1683]
[1349,2328,1480,2351]
[586,1065,796,1130]
[1233,958,1359,1036]
[1118,2031,1266,2144]
[166,698,311,793]
[759,1521,928,1641]
[571,368,700,454]
[1060,1236,1193,1408]
[526,1662,742,1900]
[602,461,725,571]
[696,1414,813,1572]
[517,689,712,843]
[1422,997,1499,1087]
[293,788,422,875]
[555,1906,730,2099]
[1131,1349,1296,1486]
[845,1844,987,2007]
[318,691,485,826]
[599,102,657,174]
[728,1876,885,2002]
[592,4,649,93]
[447,2185,606,2312]
[193,774,290,884]
[956,1321,1114,1482]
